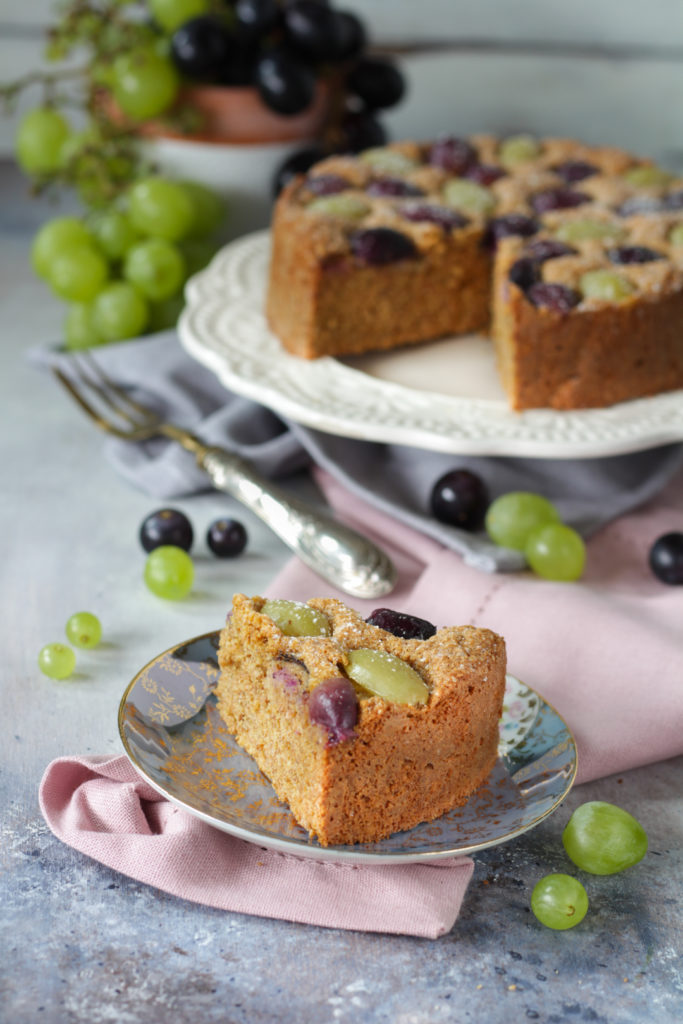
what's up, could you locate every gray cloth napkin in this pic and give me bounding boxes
[38,331,683,573]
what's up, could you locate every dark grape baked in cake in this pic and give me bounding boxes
[216,594,506,846]
[266,134,683,410]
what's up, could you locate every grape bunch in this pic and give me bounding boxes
[7,1,406,344]
[29,175,225,349]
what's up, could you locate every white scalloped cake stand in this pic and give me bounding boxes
[178,230,683,459]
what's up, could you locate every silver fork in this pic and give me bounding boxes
[53,352,396,599]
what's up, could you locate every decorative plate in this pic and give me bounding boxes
[178,231,683,459]
[118,631,577,865]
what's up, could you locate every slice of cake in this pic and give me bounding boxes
[216,594,506,846]
[266,133,683,409]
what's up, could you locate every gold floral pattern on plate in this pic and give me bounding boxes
[118,631,577,864]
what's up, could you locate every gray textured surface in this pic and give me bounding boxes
[1,160,682,1024]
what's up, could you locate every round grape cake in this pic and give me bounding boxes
[266,134,683,410]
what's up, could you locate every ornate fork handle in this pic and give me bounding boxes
[200,447,396,599]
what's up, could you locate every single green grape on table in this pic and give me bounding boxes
[525,523,586,582]
[144,545,194,600]
[65,612,102,650]
[485,491,560,550]
[531,873,589,930]
[562,801,648,874]
[38,643,76,680]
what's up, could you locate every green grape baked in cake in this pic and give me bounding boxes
[216,594,506,847]
[266,134,683,410]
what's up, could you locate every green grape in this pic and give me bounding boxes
[346,649,429,705]
[144,545,194,600]
[358,148,419,174]
[556,219,624,244]
[148,294,185,332]
[180,181,227,238]
[669,224,683,246]
[89,210,139,261]
[48,244,109,303]
[443,179,496,216]
[38,643,76,680]
[112,49,180,121]
[261,599,331,637]
[530,874,588,930]
[123,239,186,301]
[64,303,104,351]
[180,238,219,279]
[127,177,194,242]
[525,523,586,581]
[31,217,94,280]
[148,0,210,33]
[15,107,70,175]
[65,611,102,649]
[499,134,541,166]
[562,801,648,874]
[307,195,370,220]
[485,491,560,551]
[92,282,148,341]
[623,165,673,188]
[579,269,635,303]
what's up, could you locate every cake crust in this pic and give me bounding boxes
[216,595,507,846]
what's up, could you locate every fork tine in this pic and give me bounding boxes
[52,366,136,439]
[77,351,159,426]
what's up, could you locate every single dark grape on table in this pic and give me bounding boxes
[255,48,316,115]
[139,508,194,553]
[206,517,248,558]
[346,57,405,110]
[649,531,683,584]
[430,469,490,532]
[365,608,437,640]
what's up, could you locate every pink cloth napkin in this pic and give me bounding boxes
[39,466,683,936]
[39,754,472,938]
